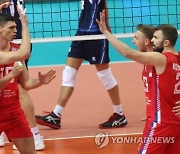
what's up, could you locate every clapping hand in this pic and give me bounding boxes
[38,69,56,85]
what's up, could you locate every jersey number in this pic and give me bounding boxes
[174,72,180,94]
[0,67,14,83]
[143,76,148,92]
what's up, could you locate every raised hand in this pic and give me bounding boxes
[0,1,11,13]
[17,0,26,15]
[96,10,108,34]
[17,6,28,27]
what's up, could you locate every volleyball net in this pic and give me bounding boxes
[25,0,180,43]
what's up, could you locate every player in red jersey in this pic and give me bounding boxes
[0,0,45,150]
[97,10,180,153]
[0,2,30,64]
[0,12,56,153]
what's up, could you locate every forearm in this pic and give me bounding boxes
[103,30,135,57]
[19,63,43,90]
[20,68,55,90]
[18,24,31,60]
[103,30,166,66]
[23,78,43,90]
[0,72,15,90]
[15,9,31,61]
[0,51,29,65]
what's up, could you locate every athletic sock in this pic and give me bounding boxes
[31,127,41,141]
[53,105,64,117]
[113,104,123,115]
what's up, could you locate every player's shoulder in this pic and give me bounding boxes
[163,52,179,60]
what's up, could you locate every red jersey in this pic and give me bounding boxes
[142,52,180,125]
[0,42,21,111]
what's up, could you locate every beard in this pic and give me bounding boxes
[153,43,164,53]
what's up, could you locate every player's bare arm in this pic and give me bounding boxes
[0,7,30,65]
[18,61,56,90]
[96,10,167,73]
[15,6,31,60]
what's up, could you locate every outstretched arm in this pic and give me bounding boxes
[18,62,56,90]
[96,10,166,68]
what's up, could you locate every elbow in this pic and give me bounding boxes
[125,54,132,59]
[121,51,129,58]
[18,48,31,60]
[122,53,128,58]
[20,84,31,91]
[23,85,31,91]
[121,48,134,59]
[23,52,30,60]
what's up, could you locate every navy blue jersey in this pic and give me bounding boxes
[79,0,105,32]
[2,0,22,39]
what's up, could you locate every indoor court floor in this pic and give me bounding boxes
[0,62,146,154]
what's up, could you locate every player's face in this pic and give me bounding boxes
[132,31,147,52]
[151,30,164,53]
[0,21,17,41]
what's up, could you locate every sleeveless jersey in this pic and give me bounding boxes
[78,0,105,32]
[142,52,180,125]
[0,42,21,111]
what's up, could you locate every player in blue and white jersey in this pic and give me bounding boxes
[35,0,128,130]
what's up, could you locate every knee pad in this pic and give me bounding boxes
[97,68,117,90]
[62,66,77,87]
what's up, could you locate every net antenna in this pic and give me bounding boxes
[14,0,180,44]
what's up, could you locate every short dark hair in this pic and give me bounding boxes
[0,13,15,27]
[155,24,178,46]
[136,24,155,40]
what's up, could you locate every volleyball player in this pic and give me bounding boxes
[35,0,127,129]
[97,10,180,153]
[0,0,45,150]
[0,10,35,154]
[0,11,55,154]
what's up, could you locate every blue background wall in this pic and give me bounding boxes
[25,0,180,66]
